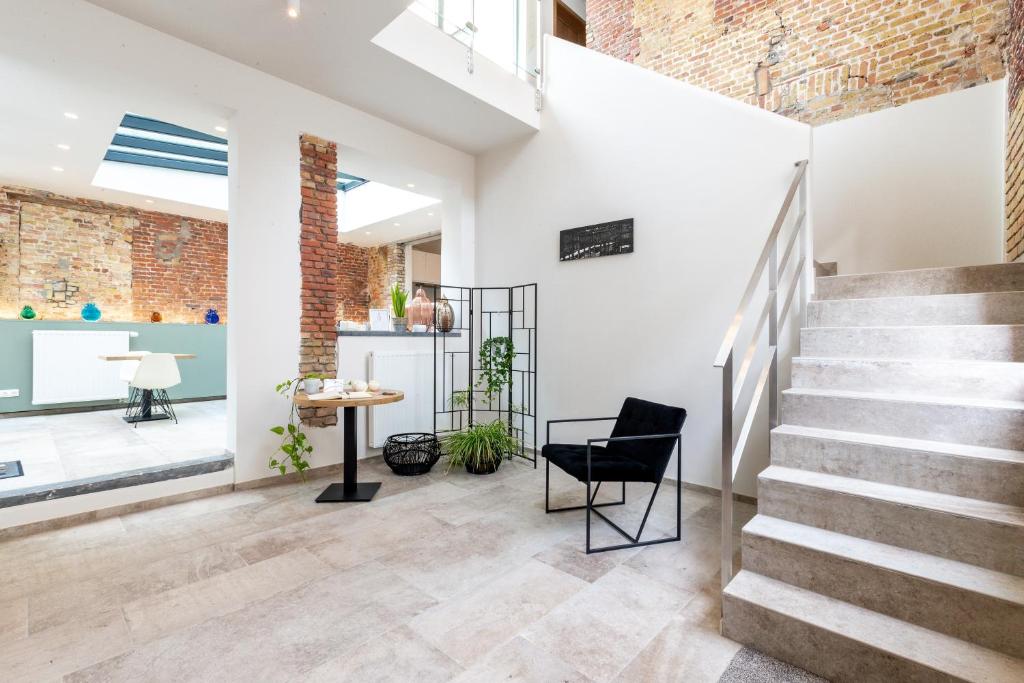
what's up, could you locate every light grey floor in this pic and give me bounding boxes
[0,457,755,682]
[0,400,227,492]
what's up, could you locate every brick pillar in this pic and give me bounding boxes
[299,134,339,427]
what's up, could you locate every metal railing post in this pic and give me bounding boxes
[721,351,734,593]
[768,233,779,431]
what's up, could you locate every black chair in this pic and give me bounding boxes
[544,397,686,553]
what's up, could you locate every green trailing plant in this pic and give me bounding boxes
[477,336,514,400]
[442,420,520,474]
[269,378,313,478]
[449,389,470,411]
[390,283,409,318]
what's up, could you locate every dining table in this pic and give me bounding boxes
[98,352,196,424]
[293,389,404,503]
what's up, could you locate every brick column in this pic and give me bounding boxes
[299,134,339,427]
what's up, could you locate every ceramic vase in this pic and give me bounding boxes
[81,303,101,322]
[150,311,162,323]
[407,288,434,329]
[19,305,36,320]
[435,297,454,333]
[204,308,220,324]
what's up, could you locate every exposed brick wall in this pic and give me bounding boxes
[1008,1,1024,261]
[0,185,227,323]
[337,242,369,322]
[298,134,339,427]
[587,0,1008,126]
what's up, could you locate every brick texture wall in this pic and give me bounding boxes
[1008,0,1024,261]
[338,242,369,322]
[0,185,227,322]
[299,134,340,427]
[587,0,1008,126]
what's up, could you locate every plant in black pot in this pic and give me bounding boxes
[442,420,520,475]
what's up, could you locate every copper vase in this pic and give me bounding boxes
[435,297,454,333]
[407,288,434,328]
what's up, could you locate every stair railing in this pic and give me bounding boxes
[714,160,811,593]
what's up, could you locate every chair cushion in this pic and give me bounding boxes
[543,443,659,483]
[606,397,687,481]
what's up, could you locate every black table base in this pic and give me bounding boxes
[123,389,171,424]
[317,405,381,503]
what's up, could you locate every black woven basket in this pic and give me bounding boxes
[383,433,441,476]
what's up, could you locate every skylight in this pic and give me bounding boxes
[104,114,227,176]
[339,181,440,233]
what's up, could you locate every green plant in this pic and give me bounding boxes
[477,336,514,400]
[442,420,520,473]
[304,372,327,380]
[449,389,470,410]
[390,283,409,318]
[268,378,313,478]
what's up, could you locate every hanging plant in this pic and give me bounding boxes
[477,336,514,400]
[269,378,313,478]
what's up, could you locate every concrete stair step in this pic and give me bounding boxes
[722,570,1024,683]
[771,425,1024,506]
[815,262,1024,301]
[791,357,1024,402]
[757,466,1024,576]
[799,325,1024,362]
[781,387,1024,450]
[807,291,1024,327]
[741,515,1024,658]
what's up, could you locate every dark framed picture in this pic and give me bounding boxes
[559,219,634,262]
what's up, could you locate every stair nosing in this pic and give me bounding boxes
[744,514,1024,605]
[809,290,1024,305]
[725,570,1024,680]
[759,465,1024,528]
[782,386,1024,410]
[793,355,1024,369]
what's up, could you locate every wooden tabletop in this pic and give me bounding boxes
[98,353,197,361]
[293,390,405,409]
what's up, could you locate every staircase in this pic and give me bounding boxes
[721,262,1024,682]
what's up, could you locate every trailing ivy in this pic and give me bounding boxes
[477,336,514,401]
[269,378,313,477]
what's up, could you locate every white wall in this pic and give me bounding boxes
[812,81,1006,275]
[411,249,442,284]
[7,1,477,488]
[475,38,810,496]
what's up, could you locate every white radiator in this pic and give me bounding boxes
[32,330,133,405]
[368,351,433,447]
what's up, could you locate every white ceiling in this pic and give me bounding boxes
[86,0,537,154]
[342,200,441,248]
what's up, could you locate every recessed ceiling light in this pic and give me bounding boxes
[365,231,372,235]
[145,199,155,204]
[63,112,78,120]
[286,0,300,18]
[406,183,415,188]
[427,212,434,216]
[56,143,70,151]
[214,125,227,133]
[393,222,400,227]
[51,166,64,172]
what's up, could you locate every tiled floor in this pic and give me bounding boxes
[0,456,755,682]
[0,400,226,492]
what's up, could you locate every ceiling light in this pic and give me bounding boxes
[406,183,415,188]
[427,212,434,216]
[145,199,155,204]
[365,231,372,235]
[63,112,78,120]
[214,125,227,133]
[56,143,70,151]
[393,222,400,227]
[286,0,300,18]
[51,166,64,172]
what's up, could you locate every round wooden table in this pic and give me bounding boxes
[293,390,404,503]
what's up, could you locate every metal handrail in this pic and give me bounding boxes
[715,160,811,596]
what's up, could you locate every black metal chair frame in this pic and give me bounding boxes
[124,387,178,425]
[545,417,682,554]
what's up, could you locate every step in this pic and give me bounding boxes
[815,262,1024,301]
[722,570,1024,683]
[806,291,1024,327]
[771,425,1024,506]
[741,515,1024,658]
[757,466,1024,576]
[800,325,1024,362]
[781,387,1024,450]
[791,357,1024,402]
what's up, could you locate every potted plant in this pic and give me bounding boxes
[268,378,313,478]
[390,283,409,332]
[442,420,520,475]
[302,372,326,394]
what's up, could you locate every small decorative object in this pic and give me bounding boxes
[81,302,101,322]
[383,433,440,476]
[367,379,381,392]
[204,308,220,325]
[19,305,36,320]
[411,324,427,333]
[407,287,434,329]
[368,309,391,332]
[560,218,634,262]
[443,420,520,475]
[302,374,325,394]
[269,377,313,478]
[150,311,162,323]
[435,297,455,333]
[351,379,368,393]
[390,284,409,332]
[324,378,344,392]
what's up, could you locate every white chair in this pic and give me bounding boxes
[126,353,182,426]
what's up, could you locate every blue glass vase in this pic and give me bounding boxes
[204,308,220,325]
[81,303,101,322]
